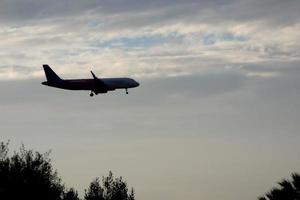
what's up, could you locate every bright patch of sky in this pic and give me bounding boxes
[91,31,249,49]
[92,34,182,49]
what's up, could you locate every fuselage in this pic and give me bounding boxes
[42,78,139,93]
[41,65,139,96]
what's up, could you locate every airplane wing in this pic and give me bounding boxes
[91,71,108,93]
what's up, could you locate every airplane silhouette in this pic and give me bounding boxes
[42,65,139,96]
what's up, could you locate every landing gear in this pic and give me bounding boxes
[90,92,94,97]
[125,88,129,94]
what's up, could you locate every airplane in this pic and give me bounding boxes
[41,65,140,96]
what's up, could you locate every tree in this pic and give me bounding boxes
[64,188,80,200]
[259,173,300,200]
[85,171,135,200]
[0,142,136,200]
[0,142,64,200]
[85,178,105,200]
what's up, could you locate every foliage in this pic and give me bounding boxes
[85,171,135,200]
[64,188,80,200]
[0,142,135,200]
[259,173,300,200]
[0,142,63,200]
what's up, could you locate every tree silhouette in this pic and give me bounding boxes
[0,142,64,200]
[64,188,80,200]
[259,173,300,200]
[0,142,136,200]
[85,178,105,200]
[85,171,135,200]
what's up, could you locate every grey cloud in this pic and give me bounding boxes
[240,61,300,75]
[0,0,298,28]
[0,64,38,75]
[223,0,300,26]
[0,0,100,24]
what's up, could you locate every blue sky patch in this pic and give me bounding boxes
[202,32,249,45]
[92,33,182,49]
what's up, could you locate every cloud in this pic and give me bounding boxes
[0,0,299,81]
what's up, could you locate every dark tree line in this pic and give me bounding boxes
[3,141,300,200]
[85,172,134,200]
[259,173,300,200]
[0,142,135,200]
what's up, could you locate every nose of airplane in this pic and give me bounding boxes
[135,81,140,87]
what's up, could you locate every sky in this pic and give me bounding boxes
[0,0,300,199]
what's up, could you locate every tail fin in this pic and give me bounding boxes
[43,65,62,82]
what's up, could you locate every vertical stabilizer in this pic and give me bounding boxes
[43,65,62,82]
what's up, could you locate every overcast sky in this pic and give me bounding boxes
[1,0,300,200]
